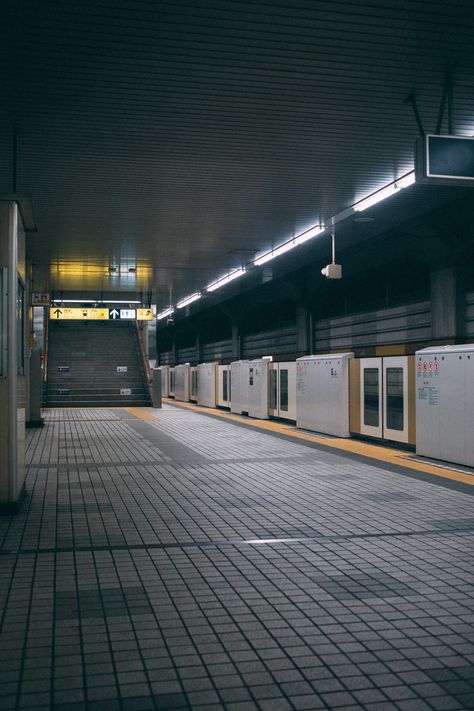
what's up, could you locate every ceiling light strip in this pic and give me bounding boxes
[165,170,416,318]
[157,307,174,320]
[353,171,415,212]
[177,292,201,309]
[206,267,246,293]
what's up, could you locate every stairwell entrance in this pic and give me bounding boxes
[46,320,151,407]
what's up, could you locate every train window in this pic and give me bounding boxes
[228,371,231,401]
[386,367,404,431]
[363,368,379,427]
[269,369,277,410]
[223,370,228,401]
[280,369,288,411]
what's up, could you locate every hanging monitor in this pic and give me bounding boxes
[416,134,474,186]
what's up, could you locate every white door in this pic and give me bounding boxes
[360,358,383,438]
[278,362,296,420]
[268,365,279,417]
[383,356,409,444]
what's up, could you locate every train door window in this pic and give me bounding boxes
[363,368,379,427]
[280,369,288,411]
[223,370,228,401]
[192,370,197,396]
[269,369,277,410]
[386,367,404,431]
[228,370,231,401]
[249,367,254,386]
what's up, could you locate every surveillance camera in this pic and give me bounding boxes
[166,316,174,326]
[321,263,342,279]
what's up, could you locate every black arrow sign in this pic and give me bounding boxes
[54,308,63,318]
[109,309,119,319]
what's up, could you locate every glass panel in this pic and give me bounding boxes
[363,368,379,427]
[386,367,404,431]
[228,371,231,401]
[17,279,25,376]
[223,370,228,401]
[280,369,288,411]
[269,369,277,410]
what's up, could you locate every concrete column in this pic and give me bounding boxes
[296,305,312,355]
[430,266,465,342]
[0,201,27,512]
[231,323,241,360]
[195,334,202,364]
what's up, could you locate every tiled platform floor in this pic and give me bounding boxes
[1,405,473,711]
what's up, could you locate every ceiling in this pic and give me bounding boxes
[2,0,474,304]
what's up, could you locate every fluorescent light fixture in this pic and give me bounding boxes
[177,292,201,309]
[53,299,142,304]
[254,224,325,266]
[206,267,246,292]
[354,171,416,212]
[157,307,174,320]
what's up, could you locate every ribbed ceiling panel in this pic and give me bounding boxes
[1,0,473,298]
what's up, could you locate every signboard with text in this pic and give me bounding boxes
[50,307,154,321]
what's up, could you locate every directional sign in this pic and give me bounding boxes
[50,307,109,320]
[50,306,151,321]
[137,308,153,321]
[120,309,136,319]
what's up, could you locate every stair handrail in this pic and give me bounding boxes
[135,321,153,402]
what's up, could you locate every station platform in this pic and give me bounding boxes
[1,405,473,711]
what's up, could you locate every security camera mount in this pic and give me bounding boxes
[321,221,342,279]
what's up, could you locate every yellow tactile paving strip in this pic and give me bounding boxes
[161,399,474,487]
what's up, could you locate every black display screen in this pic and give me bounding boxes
[428,136,474,178]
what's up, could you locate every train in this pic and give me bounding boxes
[155,344,474,469]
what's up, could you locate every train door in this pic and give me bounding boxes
[359,356,410,444]
[279,362,296,420]
[360,358,383,438]
[268,363,296,420]
[268,364,279,418]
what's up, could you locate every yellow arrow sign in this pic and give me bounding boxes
[50,307,109,320]
[136,308,154,321]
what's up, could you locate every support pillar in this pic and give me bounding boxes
[296,305,312,356]
[430,266,465,342]
[195,334,202,364]
[231,323,241,360]
[0,201,27,512]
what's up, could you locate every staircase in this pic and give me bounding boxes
[46,320,151,407]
